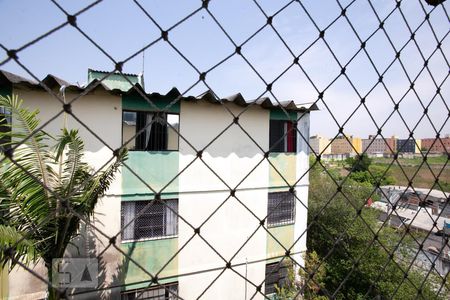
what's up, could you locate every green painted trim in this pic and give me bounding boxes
[268,153,297,188]
[0,266,8,299]
[123,94,180,113]
[266,224,295,259]
[120,238,178,291]
[121,151,179,196]
[270,109,297,121]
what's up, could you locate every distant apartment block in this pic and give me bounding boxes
[362,135,397,155]
[397,138,421,154]
[330,135,362,156]
[421,137,450,154]
[309,135,331,155]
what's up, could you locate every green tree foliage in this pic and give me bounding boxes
[346,154,395,186]
[345,154,372,172]
[306,166,448,299]
[0,95,127,299]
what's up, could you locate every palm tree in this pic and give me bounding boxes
[0,94,126,299]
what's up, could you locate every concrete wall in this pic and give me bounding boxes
[4,87,311,299]
[7,87,123,299]
[178,101,270,299]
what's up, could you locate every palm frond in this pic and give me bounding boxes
[0,94,126,275]
[0,94,57,195]
[0,225,38,269]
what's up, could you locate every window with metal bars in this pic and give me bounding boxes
[267,192,295,227]
[264,262,288,295]
[121,199,178,241]
[269,119,297,152]
[122,111,179,151]
[121,282,178,300]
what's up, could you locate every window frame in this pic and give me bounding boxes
[267,192,296,228]
[121,282,178,300]
[121,199,179,243]
[264,262,289,295]
[122,109,180,152]
[269,119,297,153]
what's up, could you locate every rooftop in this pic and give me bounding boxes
[0,69,318,112]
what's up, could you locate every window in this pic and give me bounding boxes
[122,111,179,151]
[265,263,288,295]
[269,120,297,152]
[267,192,295,227]
[121,283,178,300]
[0,106,11,151]
[121,199,178,241]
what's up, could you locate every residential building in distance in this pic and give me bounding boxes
[0,69,317,299]
[309,134,331,155]
[397,138,421,154]
[330,135,362,156]
[421,136,450,154]
[362,135,397,156]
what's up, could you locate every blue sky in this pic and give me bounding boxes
[0,0,448,139]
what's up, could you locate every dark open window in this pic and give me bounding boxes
[122,111,179,151]
[121,199,178,241]
[267,192,295,227]
[121,282,178,300]
[265,263,289,295]
[269,120,297,152]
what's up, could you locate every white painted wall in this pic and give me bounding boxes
[178,101,270,299]
[6,88,311,299]
[294,112,310,268]
[9,87,123,299]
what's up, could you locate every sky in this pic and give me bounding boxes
[0,0,448,139]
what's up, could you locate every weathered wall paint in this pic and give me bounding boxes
[178,101,270,300]
[120,238,178,291]
[268,153,297,190]
[0,265,8,300]
[7,87,124,299]
[3,85,311,299]
[122,93,180,113]
[293,113,310,268]
[266,225,295,260]
[121,151,179,199]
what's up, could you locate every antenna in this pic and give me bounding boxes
[142,47,145,76]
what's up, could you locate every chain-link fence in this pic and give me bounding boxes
[0,0,449,299]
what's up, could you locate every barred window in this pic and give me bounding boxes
[122,111,179,151]
[121,282,178,300]
[121,199,178,241]
[269,120,297,152]
[267,192,295,227]
[265,263,288,295]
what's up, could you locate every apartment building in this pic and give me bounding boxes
[362,135,397,156]
[330,135,362,156]
[397,138,421,154]
[309,134,331,155]
[0,69,316,299]
[421,137,450,154]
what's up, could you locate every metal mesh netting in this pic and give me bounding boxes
[0,0,449,299]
